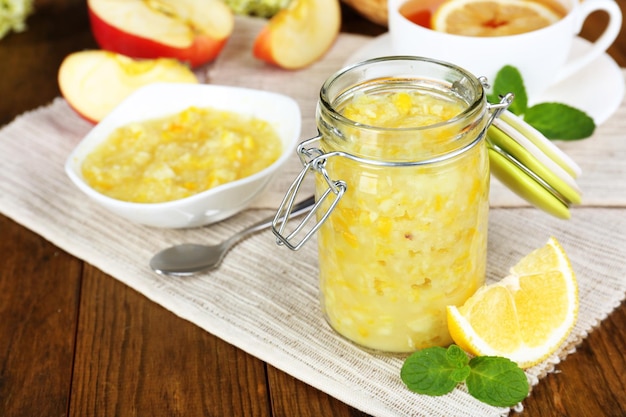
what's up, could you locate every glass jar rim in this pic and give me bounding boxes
[319,55,487,132]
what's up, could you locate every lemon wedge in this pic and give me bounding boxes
[447,237,578,368]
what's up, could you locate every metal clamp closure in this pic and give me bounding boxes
[272,135,346,251]
[486,92,515,125]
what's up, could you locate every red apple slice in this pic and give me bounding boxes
[88,0,234,68]
[253,0,341,69]
[58,50,198,123]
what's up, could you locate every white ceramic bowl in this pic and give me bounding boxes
[65,83,301,228]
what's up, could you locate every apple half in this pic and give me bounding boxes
[58,50,198,123]
[253,0,341,69]
[88,0,234,68]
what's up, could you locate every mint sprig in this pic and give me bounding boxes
[401,345,529,407]
[487,65,595,140]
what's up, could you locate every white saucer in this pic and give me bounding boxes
[345,33,625,125]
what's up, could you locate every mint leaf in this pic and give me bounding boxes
[446,344,469,367]
[466,356,529,407]
[447,345,471,382]
[486,65,596,140]
[525,102,596,140]
[450,366,472,384]
[401,346,470,396]
[487,65,528,115]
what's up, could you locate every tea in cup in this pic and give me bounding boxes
[388,0,622,99]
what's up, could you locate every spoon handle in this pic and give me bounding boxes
[230,195,316,239]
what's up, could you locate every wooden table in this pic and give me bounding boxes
[1,1,624,415]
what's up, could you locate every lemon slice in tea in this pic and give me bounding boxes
[432,0,562,36]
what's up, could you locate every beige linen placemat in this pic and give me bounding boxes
[1,17,625,417]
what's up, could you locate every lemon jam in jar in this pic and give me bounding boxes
[273,57,510,353]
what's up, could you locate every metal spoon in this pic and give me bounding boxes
[150,196,315,276]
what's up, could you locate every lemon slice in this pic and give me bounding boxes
[447,237,578,368]
[432,0,562,36]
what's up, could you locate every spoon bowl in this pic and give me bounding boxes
[150,196,315,276]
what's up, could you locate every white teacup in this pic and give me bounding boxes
[388,0,622,100]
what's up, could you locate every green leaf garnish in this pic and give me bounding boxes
[401,346,471,396]
[446,344,469,367]
[401,345,529,408]
[488,66,596,140]
[525,103,596,140]
[487,65,528,115]
[466,356,530,407]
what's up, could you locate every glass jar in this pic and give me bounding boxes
[273,56,511,353]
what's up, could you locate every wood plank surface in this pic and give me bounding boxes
[69,265,271,417]
[0,216,81,416]
[0,1,625,416]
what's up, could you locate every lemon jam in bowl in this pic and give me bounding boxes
[66,83,301,228]
[273,57,504,353]
[81,106,282,204]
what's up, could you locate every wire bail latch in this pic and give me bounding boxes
[271,135,346,251]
